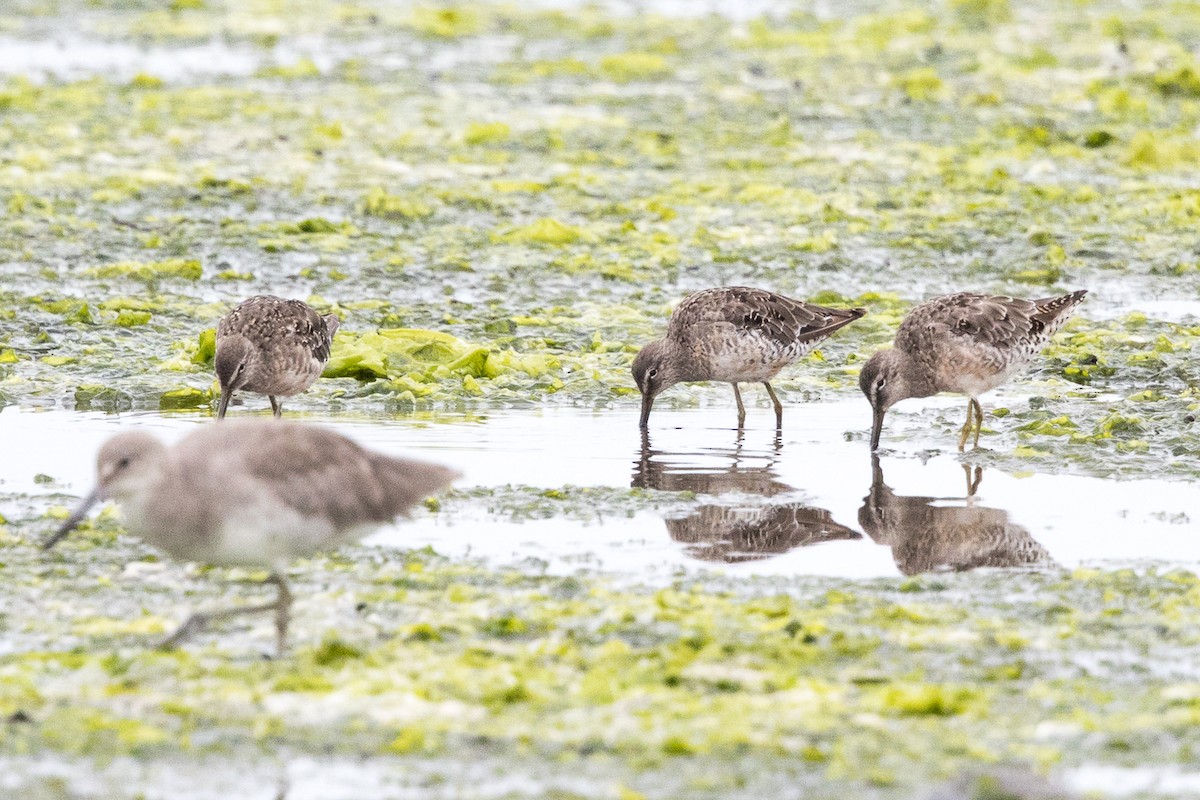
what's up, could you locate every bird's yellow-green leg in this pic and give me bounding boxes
[970,398,984,448]
[957,400,976,451]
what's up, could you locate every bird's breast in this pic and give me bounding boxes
[242,353,326,396]
[689,331,809,382]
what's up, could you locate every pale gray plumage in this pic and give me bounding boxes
[858,457,1054,575]
[633,287,865,429]
[216,295,340,419]
[860,290,1087,450]
[43,420,459,650]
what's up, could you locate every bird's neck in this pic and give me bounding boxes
[661,338,703,384]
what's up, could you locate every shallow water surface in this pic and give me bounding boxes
[4,400,1196,579]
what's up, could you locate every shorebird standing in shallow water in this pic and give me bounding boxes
[215,295,340,419]
[43,420,459,652]
[632,287,866,429]
[860,290,1088,451]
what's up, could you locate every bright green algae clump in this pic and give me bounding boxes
[6,527,1200,797]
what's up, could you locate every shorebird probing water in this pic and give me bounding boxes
[43,420,459,651]
[215,295,340,419]
[633,287,865,429]
[860,290,1087,451]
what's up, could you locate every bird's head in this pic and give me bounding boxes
[215,335,257,418]
[859,349,915,450]
[42,432,166,550]
[632,340,685,429]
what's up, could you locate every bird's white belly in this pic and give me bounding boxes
[701,348,798,383]
[127,489,378,571]
[212,499,375,569]
[953,371,1007,397]
[949,359,1028,397]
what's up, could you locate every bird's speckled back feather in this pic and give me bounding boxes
[670,286,865,350]
[218,295,338,364]
[660,286,866,382]
[894,290,1086,392]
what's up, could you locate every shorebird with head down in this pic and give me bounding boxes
[633,286,866,430]
[860,290,1088,451]
[215,295,340,419]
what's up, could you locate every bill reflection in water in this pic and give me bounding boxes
[633,432,860,563]
[859,456,1055,575]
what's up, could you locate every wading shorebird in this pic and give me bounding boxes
[859,290,1087,451]
[632,287,866,429]
[42,420,459,652]
[215,295,340,419]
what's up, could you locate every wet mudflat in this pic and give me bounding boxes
[6,0,1200,797]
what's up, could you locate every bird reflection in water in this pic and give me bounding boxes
[633,431,860,563]
[859,456,1054,575]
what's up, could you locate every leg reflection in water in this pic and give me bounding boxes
[634,430,859,564]
[859,455,1055,575]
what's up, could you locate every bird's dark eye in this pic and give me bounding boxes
[876,378,886,391]
[236,363,246,375]
[117,457,131,469]
[647,368,659,380]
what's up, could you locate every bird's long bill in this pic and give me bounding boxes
[41,484,104,550]
[638,393,654,429]
[216,389,231,419]
[869,404,887,451]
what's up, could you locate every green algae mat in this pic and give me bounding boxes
[4,0,1200,796]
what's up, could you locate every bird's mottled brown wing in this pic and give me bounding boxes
[1032,289,1089,333]
[669,286,865,348]
[898,291,1087,352]
[180,421,458,531]
[217,296,336,362]
[896,293,1037,353]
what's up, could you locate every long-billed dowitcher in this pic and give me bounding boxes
[215,296,340,419]
[859,290,1087,450]
[632,287,866,429]
[43,420,459,651]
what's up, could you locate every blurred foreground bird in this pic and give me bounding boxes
[43,420,459,651]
